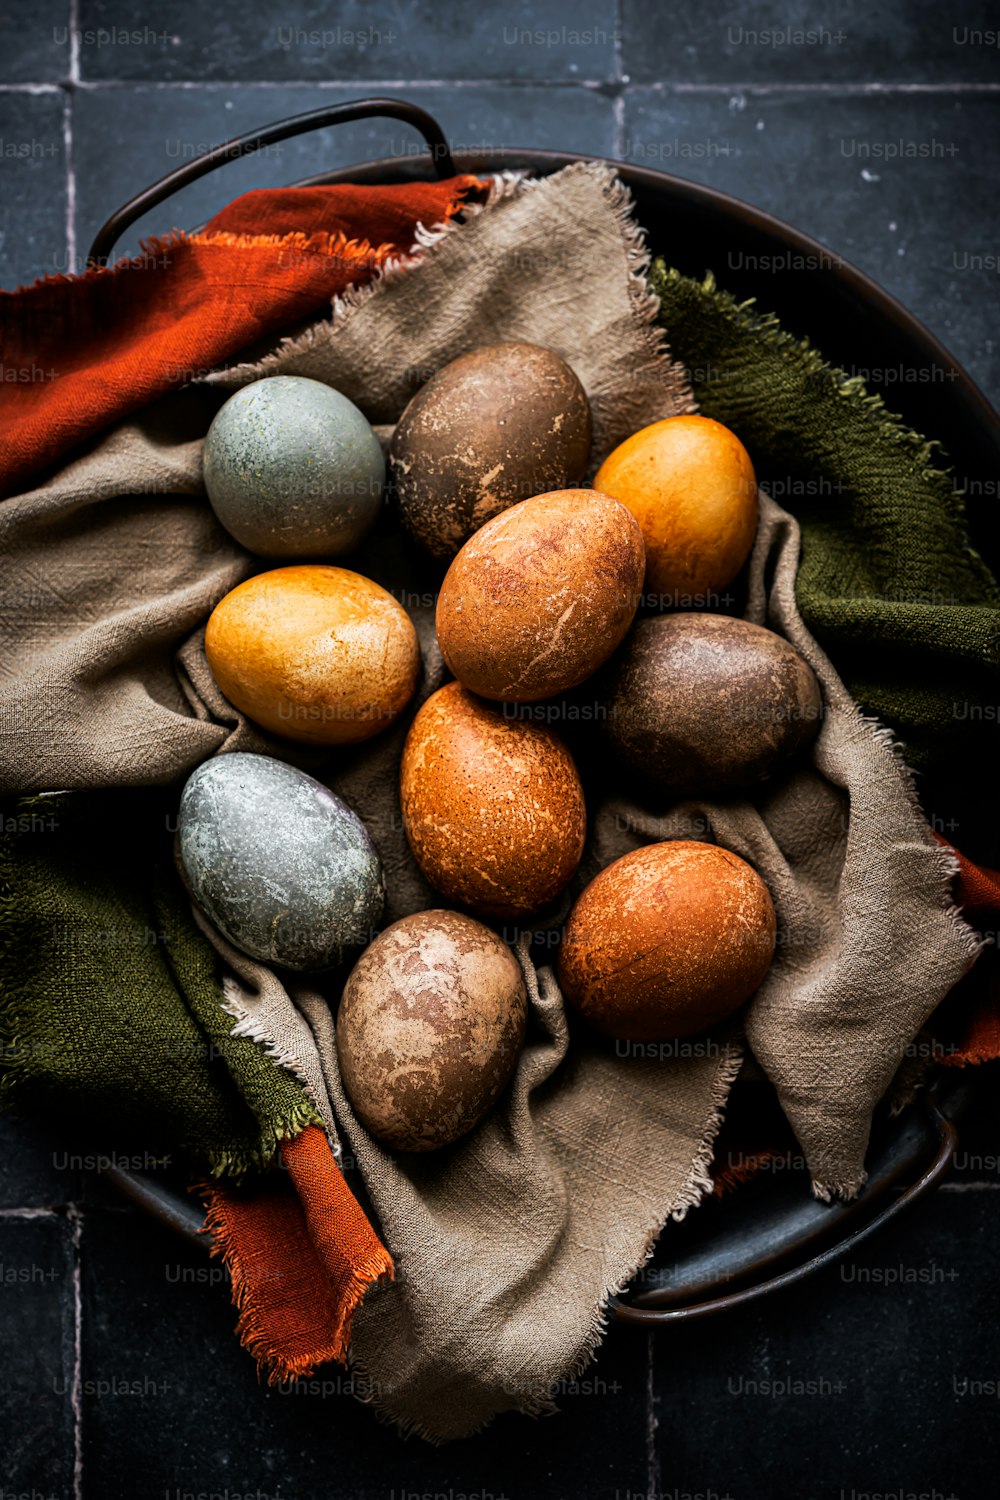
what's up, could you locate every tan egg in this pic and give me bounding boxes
[558,841,776,1042]
[435,489,645,702]
[594,415,757,605]
[205,564,420,746]
[400,681,586,920]
[336,909,528,1152]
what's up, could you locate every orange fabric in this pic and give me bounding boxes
[712,1148,790,1198]
[200,1126,393,1382]
[934,839,1000,1066]
[0,175,483,499]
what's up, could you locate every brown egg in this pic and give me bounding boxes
[400,682,586,919]
[603,613,823,795]
[435,489,644,702]
[558,841,776,1042]
[389,342,592,559]
[205,565,420,746]
[336,909,528,1152]
[594,415,757,605]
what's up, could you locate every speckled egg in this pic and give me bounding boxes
[558,841,776,1041]
[203,375,385,557]
[177,753,384,972]
[435,489,645,702]
[389,342,592,559]
[400,682,587,920]
[336,909,528,1152]
[603,614,823,795]
[205,565,421,746]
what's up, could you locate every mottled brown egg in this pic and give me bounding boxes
[389,342,592,559]
[400,682,586,919]
[603,613,823,795]
[558,841,776,1041]
[336,909,528,1152]
[435,489,645,702]
[205,565,420,746]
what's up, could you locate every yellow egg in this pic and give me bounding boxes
[594,415,757,605]
[205,565,420,745]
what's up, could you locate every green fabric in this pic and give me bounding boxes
[651,263,1000,783]
[0,790,321,1176]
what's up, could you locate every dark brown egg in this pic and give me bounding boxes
[389,342,592,559]
[603,613,823,795]
[400,681,586,920]
[436,489,645,702]
[336,909,527,1152]
[558,841,776,1041]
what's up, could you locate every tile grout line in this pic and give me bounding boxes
[69,1203,83,1500]
[68,0,80,83]
[625,79,1000,95]
[612,0,625,160]
[645,1332,661,1500]
[61,93,76,275]
[64,0,80,273]
[1,78,1000,94]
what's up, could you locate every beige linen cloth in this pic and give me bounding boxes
[0,163,981,1440]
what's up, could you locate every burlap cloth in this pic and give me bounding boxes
[0,163,981,1439]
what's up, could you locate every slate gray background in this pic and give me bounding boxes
[1,2,998,1497]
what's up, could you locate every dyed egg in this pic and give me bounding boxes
[594,415,757,604]
[336,909,528,1152]
[178,753,384,971]
[389,342,592,559]
[558,841,776,1041]
[205,565,421,746]
[203,375,384,557]
[400,682,586,920]
[435,489,644,702]
[603,613,822,795]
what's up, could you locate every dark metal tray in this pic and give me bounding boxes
[88,97,999,1327]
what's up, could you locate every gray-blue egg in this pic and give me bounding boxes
[178,752,384,971]
[202,375,385,557]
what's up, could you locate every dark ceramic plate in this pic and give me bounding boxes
[90,98,999,1324]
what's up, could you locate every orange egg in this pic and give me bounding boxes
[400,682,586,920]
[594,415,757,606]
[558,841,776,1042]
[205,565,420,746]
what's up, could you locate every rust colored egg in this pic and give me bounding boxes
[400,681,586,920]
[205,564,420,746]
[558,841,776,1042]
[435,489,645,702]
[389,341,592,559]
[336,909,528,1152]
[594,414,757,606]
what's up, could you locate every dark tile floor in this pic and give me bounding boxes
[1,2,998,1496]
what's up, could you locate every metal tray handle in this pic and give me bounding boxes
[87,96,457,267]
[611,1101,957,1325]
